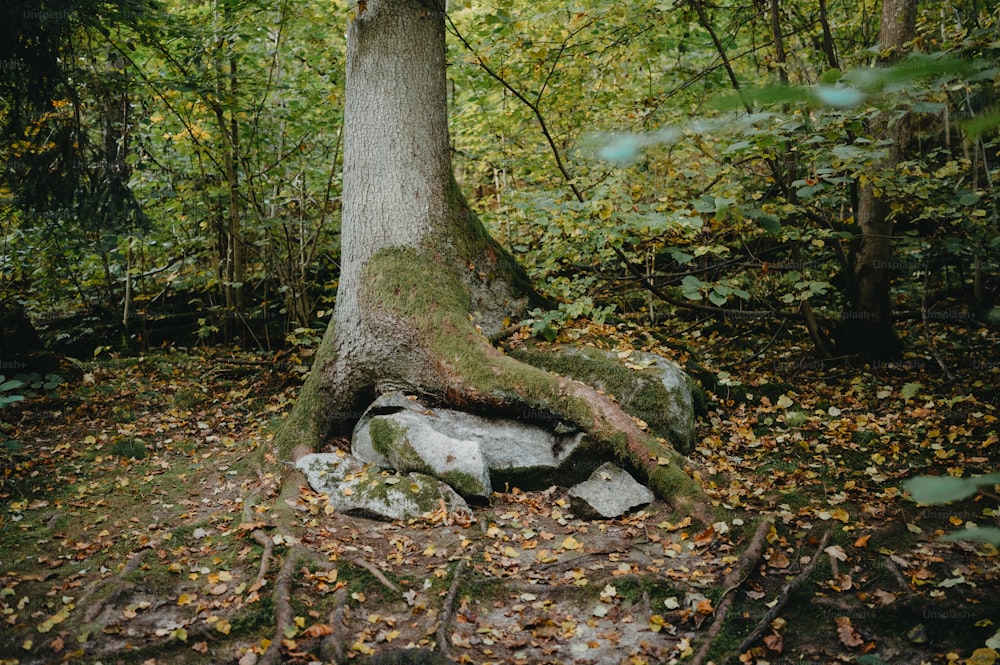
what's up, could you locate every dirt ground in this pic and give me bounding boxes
[1,347,998,664]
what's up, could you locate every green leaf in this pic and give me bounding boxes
[938,527,1000,546]
[813,86,865,108]
[903,474,1000,504]
[901,382,922,401]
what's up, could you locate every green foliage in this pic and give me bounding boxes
[903,473,1000,545]
[904,473,1000,504]
[0,376,26,409]
[0,373,63,408]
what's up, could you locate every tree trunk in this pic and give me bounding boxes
[838,0,916,361]
[274,0,705,512]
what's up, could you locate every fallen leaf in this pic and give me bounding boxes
[835,616,864,648]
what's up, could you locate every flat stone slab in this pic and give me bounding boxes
[352,392,596,494]
[568,462,654,520]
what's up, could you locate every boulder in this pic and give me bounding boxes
[354,411,493,500]
[296,452,468,521]
[568,462,654,520]
[352,392,598,494]
[508,346,699,453]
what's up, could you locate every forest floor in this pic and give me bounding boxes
[1,320,998,665]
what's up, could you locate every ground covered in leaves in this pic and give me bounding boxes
[1,322,998,665]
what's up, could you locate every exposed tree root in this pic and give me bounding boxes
[319,586,350,663]
[733,530,831,659]
[436,559,467,658]
[690,519,772,665]
[351,556,400,593]
[259,546,302,665]
[277,249,711,518]
[78,539,160,623]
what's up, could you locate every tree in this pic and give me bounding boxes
[274,0,705,511]
[838,0,917,361]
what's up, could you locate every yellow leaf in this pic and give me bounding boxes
[560,536,582,551]
[177,593,196,606]
[351,641,375,655]
[215,619,231,635]
[22,639,32,650]
[966,648,998,665]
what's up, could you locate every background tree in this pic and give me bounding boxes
[838,0,917,360]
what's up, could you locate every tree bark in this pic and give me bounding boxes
[838,0,916,361]
[274,0,706,511]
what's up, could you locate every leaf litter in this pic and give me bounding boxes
[0,331,997,664]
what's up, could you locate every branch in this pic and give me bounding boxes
[351,557,400,593]
[436,559,468,658]
[444,15,585,203]
[690,519,772,665]
[733,531,830,658]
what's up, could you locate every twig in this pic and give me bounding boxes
[690,519,772,665]
[351,556,400,593]
[734,531,831,657]
[920,267,957,383]
[436,559,468,658]
[883,557,910,590]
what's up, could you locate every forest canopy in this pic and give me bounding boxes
[0,0,997,360]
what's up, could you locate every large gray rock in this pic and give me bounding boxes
[568,462,654,519]
[354,410,493,500]
[352,392,597,494]
[296,452,469,521]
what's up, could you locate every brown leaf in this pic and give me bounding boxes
[694,525,715,546]
[835,616,864,648]
[853,533,871,548]
[763,632,783,653]
[301,623,333,638]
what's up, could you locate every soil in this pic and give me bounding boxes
[1,346,997,665]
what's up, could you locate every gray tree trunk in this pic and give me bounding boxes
[277,0,540,449]
[839,0,916,361]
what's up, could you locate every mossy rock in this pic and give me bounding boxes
[509,345,699,454]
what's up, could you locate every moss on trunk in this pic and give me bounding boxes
[361,246,707,512]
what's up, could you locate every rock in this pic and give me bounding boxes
[627,350,697,453]
[352,393,598,495]
[296,452,469,521]
[354,410,493,500]
[568,462,654,519]
[421,410,594,489]
[508,346,699,453]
